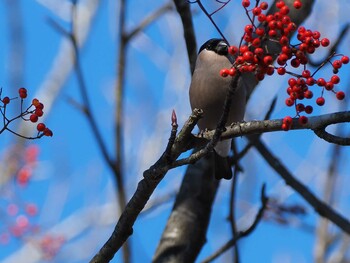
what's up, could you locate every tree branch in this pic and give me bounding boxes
[251,137,350,235]
[90,109,202,263]
[173,0,197,74]
[201,184,268,263]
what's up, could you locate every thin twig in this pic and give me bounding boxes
[228,166,240,263]
[201,184,268,263]
[190,0,229,44]
[125,2,173,42]
[308,24,350,67]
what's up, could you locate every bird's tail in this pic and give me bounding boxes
[214,139,232,180]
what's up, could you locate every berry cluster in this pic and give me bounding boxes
[0,87,53,137]
[0,145,40,245]
[219,0,348,131]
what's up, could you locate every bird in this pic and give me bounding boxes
[189,38,247,179]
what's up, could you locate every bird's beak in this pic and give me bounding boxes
[216,42,229,55]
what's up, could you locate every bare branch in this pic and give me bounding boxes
[201,184,268,263]
[189,0,229,44]
[228,166,241,262]
[90,109,202,263]
[169,111,350,169]
[201,111,350,144]
[125,2,174,42]
[173,0,197,74]
[251,137,350,236]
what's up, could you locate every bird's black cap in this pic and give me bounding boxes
[199,38,229,55]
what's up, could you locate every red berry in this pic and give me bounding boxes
[298,26,306,33]
[228,46,238,55]
[285,98,294,107]
[243,51,254,62]
[19,87,27,94]
[242,0,250,8]
[282,116,293,131]
[255,27,265,36]
[341,55,349,64]
[277,56,287,66]
[288,78,297,86]
[316,97,325,106]
[296,103,305,112]
[2,96,10,105]
[330,75,340,84]
[25,203,38,216]
[298,116,308,125]
[228,68,237,76]
[287,22,297,32]
[252,38,261,47]
[283,116,293,125]
[258,14,266,22]
[266,67,275,76]
[336,91,345,100]
[304,90,313,99]
[30,114,38,123]
[35,109,44,117]
[243,33,252,42]
[236,56,244,64]
[276,1,285,9]
[302,70,311,78]
[254,47,264,57]
[268,29,277,37]
[244,25,254,34]
[306,77,315,86]
[37,123,46,132]
[317,78,326,86]
[305,105,313,114]
[32,98,39,107]
[312,31,321,39]
[252,7,262,16]
[43,128,53,137]
[266,15,274,22]
[280,5,290,15]
[36,102,44,110]
[19,88,27,99]
[263,55,273,65]
[325,82,334,91]
[260,2,268,10]
[220,69,229,77]
[291,58,300,68]
[293,0,302,9]
[332,60,342,69]
[281,123,290,131]
[279,36,289,46]
[321,38,330,47]
[239,45,249,54]
[277,67,286,75]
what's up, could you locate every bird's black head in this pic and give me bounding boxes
[199,38,229,55]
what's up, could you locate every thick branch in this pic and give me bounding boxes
[204,111,350,143]
[172,111,350,168]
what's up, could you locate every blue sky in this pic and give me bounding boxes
[0,0,350,262]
